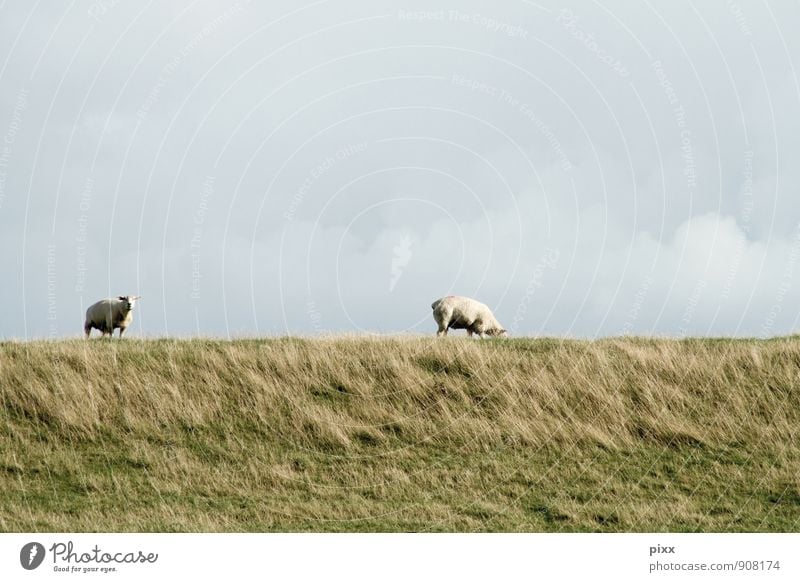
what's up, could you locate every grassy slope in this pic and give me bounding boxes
[0,337,798,532]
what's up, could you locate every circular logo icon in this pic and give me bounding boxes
[20,542,45,570]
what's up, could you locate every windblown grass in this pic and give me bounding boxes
[1,336,798,531]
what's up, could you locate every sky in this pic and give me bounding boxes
[1,0,799,339]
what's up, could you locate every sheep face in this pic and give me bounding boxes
[117,295,140,313]
[486,327,508,338]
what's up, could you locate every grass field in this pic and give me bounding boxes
[1,336,798,532]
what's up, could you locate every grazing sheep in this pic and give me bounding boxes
[431,295,507,338]
[84,296,141,338]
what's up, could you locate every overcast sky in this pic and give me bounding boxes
[1,0,799,339]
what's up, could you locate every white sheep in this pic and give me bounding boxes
[84,296,141,338]
[431,295,507,338]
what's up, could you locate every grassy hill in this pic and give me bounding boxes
[1,336,798,532]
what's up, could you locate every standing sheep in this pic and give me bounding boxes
[431,295,507,338]
[84,296,141,338]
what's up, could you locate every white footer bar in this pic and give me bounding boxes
[2,533,797,581]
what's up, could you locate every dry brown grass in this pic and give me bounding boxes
[1,336,798,531]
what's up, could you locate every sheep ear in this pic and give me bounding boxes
[117,295,126,300]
